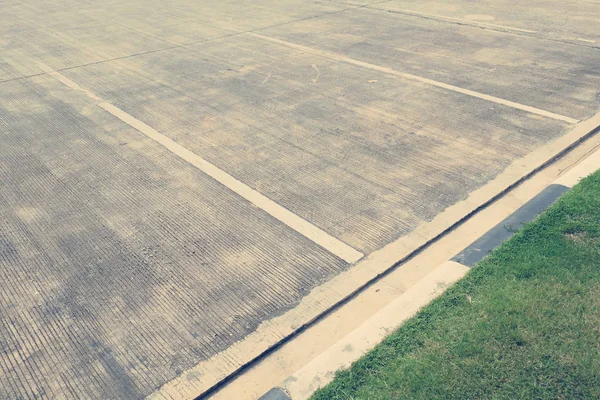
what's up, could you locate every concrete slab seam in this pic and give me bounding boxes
[0,0,383,86]
[257,142,600,400]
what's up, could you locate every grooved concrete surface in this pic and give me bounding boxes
[0,75,347,398]
[1,0,599,398]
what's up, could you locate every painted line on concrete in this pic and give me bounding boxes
[364,6,600,51]
[257,121,600,400]
[452,184,569,267]
[37,63,364,264]
[370,6,537,34]
[245,32,578,124]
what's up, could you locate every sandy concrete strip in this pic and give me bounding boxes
[151,111,600,399]
[274,133,600,398]
[244,32,578,124]
[554,150,600,187]
[36,63,363,264]
[553,112,600,187]
[277,261,469,400]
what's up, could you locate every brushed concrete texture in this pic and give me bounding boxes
[0,76,346,399]
[0,0,598,398]
[258,6,600,120]
[0,0,347,81]
[374,0,600,44]
[61,35,570,253]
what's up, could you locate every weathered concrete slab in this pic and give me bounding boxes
[0,0,599,398]
[0,76,346,398]
[258,6,600,120]
[61,34,570,253]
[0,0,347,81]
[375,0,600,44]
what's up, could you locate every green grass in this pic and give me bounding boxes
[312,172,600,400]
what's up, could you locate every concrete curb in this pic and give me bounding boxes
[452,184,569,267]
[258,144,600,400]
[259,388,292,400]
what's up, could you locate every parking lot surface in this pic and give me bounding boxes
[1,0,599,398]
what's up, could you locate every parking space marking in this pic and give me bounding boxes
[246,32,579,124]
[369,6,538,34]
[37,63,365,264]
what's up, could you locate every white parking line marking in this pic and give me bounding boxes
[370,7,538,34]
[38,63,365,264]
[246,32,579,124]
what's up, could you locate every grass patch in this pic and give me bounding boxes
[312,172,600,400]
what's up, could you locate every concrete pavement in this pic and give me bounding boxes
[0,0,599,398]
